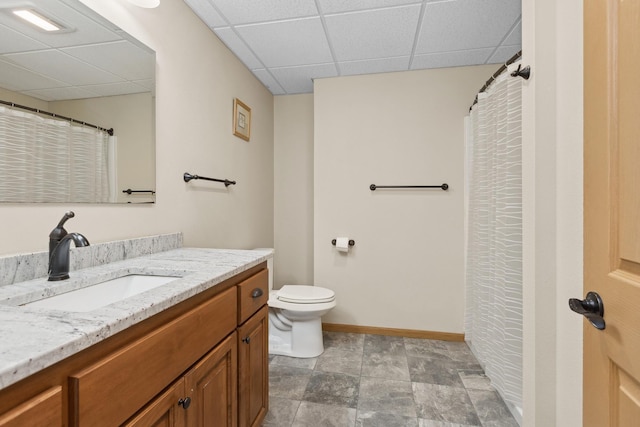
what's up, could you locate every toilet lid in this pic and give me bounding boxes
[277,285,335,304]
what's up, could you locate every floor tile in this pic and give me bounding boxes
[357,410,419,426]
[412,382,481,426]
[264,333,518,427]
[405,345,461,364]
[446,348,482,368]
[442,341,473,352]
[364,334,406,356]
[404,338,449,356]
[458,370,493,391]
[261,397,300,426]
[358,377,417,418]
[407,356,465,387]
[303,371,360,408]
[316,347,363,376]
[271,355,318,370]
[292,401,356,427]
[324,331,365,352]
[269,365,313,400]
[418,420,479,427]
[467,389,519,427]
[362,352,410,381]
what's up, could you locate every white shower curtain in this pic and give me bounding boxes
[0,105,113,203]
[465,62,523,419]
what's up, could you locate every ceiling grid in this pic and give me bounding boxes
[185,0,522,95]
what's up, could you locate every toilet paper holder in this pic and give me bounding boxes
[332,239,355,247]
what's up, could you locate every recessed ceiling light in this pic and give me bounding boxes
[12,9,62,32]
[126,0,160,8]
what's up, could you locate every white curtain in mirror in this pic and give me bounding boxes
[0,105,113,203]
[465,64,523,418]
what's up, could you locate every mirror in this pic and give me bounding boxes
[0,0,155,203]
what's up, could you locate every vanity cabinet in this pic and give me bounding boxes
[238,306,268,427]
[0,386,62,427]
[184,332,237,426]
[125,332,237,427]
[237,269,269,427]
[69,286,237,426]
[0,262,269,427]
[124,378,186,426]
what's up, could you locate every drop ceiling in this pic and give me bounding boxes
[184,0,522,95]
[0,0,154,102]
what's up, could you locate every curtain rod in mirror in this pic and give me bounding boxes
[0,99,114,135]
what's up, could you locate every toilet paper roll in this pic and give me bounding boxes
[335,237,350,253]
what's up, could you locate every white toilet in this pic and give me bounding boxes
[260,254,336,358]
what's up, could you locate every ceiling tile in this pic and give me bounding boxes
[318,0,421,14]
[0,58,66,91]
[503,19,521,46]
[411,48,494,69]
[416,0,521,54]
[80,81,150,98]
[61,41,154,82]
[0,0,121,49]
[339,56,410,76]
[210,0,318,25]
[5,50,123,86]
[184,0,227,27]
[214,27,263,69]
[325,5,422,62]
[25,86,99,101]
[235,17,333,68]
[487,45,520,63]
[269,63,338,94]
[133,78,154,91]
[0,24,48,54]
[251,69,286,95]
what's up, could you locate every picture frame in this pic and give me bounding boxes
[233,98,251,141]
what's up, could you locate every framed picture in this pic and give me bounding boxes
[233,98,251,141]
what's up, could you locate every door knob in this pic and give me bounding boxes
[568,291,605,330]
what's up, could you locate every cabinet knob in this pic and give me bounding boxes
[242,336,251,344]
[251,288,263,298]
[178,397,191,409]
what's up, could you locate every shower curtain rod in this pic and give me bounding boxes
[0,99,114,136]
[469,50,523,111]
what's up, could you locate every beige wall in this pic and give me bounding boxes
[273,94,314,289]
[0,0,274,255]
[521,0,583,425]
[313,66,496,332]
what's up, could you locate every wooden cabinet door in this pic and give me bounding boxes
[123,378,186,427]
[0,386,61,427]
[237,306,268,427]
[184,332,237,427]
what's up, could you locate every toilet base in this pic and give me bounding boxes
[268,312,325,358]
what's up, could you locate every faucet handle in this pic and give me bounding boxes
[56,211,75,228]
[49,211,75,251]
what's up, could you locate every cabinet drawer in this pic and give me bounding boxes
[0,386,61,427]
[69,287,237,427]
[237,269,268,325]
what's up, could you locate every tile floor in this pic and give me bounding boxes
[262,331,519,427]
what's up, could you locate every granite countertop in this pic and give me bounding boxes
[0,247,272,390]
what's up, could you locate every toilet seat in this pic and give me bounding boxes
[276,285,335,304]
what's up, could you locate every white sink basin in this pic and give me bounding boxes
[24,274,180,312]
